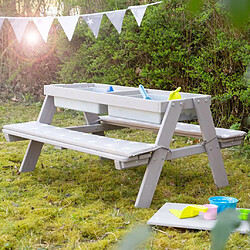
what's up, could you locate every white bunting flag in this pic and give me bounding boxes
[57,16,79,41]
[106,9,126,34]
[32,17,54,42]
[8,18,30,42]
[1,2,162,43]
[82,13,103,38]
[0,18,4,30]
[129,5,147,26]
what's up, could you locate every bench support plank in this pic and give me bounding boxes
[166,144,206,160]
[115,158,149,170]
[4,134,26,142]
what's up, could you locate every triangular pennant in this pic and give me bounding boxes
[81,13,103,38]
[8,18,30,42]
[32,17,54,42]
[129,5,147,26]
[0,18,4,30]
[106,9,126,34]
[57,16,79,41]
[148,1,162,6]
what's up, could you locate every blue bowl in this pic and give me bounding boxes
[209,196,238,213]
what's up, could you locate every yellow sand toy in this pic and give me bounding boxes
[169,205,208,219]
[168,87,182,100]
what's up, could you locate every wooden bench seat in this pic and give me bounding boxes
[100,116,246,149]
[3,121,157,163]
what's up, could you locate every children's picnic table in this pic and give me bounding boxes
[3,83,246,208]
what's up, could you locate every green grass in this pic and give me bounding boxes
[0,101,249,249]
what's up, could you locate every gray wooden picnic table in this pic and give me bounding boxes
[3,83,246,208]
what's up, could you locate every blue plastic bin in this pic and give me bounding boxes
[209,196,238,213]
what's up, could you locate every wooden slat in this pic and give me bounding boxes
[66,123,122,133]
[3,122,157,159]
[3,128,134,162]
[100,116,246,143]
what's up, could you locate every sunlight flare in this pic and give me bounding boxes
[25,31,39,45]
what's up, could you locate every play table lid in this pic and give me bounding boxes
[44,83,210,113]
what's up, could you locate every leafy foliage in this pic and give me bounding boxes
[56,0,249,129]
[211,209,242,250]
[118,225,152,249]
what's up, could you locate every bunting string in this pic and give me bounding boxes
[0,1,161,42]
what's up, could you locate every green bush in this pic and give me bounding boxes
[57,0,249,130]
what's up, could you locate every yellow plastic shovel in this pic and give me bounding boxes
[168,87,182,100]
[169,205,208,219]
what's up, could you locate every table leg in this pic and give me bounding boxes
[84,112,104,136]
[193,98,229,187]
[135,100,183,208]
[19,141,44,172]
[135,148,168,208]
[19,95,56,172]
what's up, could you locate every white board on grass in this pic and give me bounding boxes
[147,203,249,234]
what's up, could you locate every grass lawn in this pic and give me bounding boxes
[0,100,249,249]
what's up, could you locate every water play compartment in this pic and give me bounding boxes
[45,83,136,114]
[107,90,206,124]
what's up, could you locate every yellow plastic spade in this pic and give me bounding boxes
[168,87,182,100]
[169,205,208,219]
